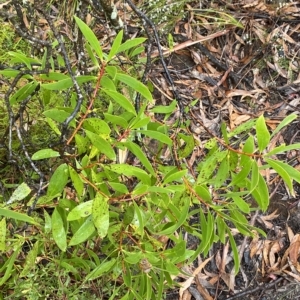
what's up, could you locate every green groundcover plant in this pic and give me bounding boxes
[1,17,300,299]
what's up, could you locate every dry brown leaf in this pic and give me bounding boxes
[289,234,300,265]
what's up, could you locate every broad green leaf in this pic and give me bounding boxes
[256,115,270,152]
[69,166,84,198]
[52,207,67,251]
[123,205,135,226]
[0,208,38,225]
[203,211,214,257]
[194,185,212,203]
[85,259,116,281]
[10,81,39,105]
[100,76,116,91]
[92,193,109,238]
[44,209,52,233]
[20,241,39,277]
[107,30,123,61]
[83,118,111,135]
[85,130,116,160]
[69,216,95,246]
[270,113,297,138]
[32,149,60,160]
[116,73,152,101]
[227,230,240,275]
[117,38,147,53]
[67,200,93,221]
[266,158,294,195]
[43,109,74,125]
[232,196,250,213]
[108,164,151,185]
[47,163,69,198]
[102,89,136,115]
[0,218,6,251]
[104,113,128,128]
[242,136,255,155]
[163,169,187,184]
[136,130,172,145]
[45,117,61,135]
[7,182,31,204]
[132,201,145,236]
[230,208,248,225]
[123,141,155,176]
[40,72,69,81]
[130,117,150,129]
[74,16,103,61]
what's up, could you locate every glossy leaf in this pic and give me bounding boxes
[67,200,93,221]
[52,207,67,252]
[107,30,123,61]
[69,216,95,246]
[47,163,69,198]
[32,149,60,160]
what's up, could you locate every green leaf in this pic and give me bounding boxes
[232,196,250,213]
[150,100,177,114]
[270,113,297,138]
[228,119,256,137]
[85,259,116,281]
[136,130,172,145]
[67,201,93,221]
[32,149,60,160]
[116,73,152,101]
[92,193,109,238]
[47,163,69,198]
[42,75,97,90]
[214,156,229,188]
[85,130,116,160]
[83,118,111,135]
[178,133,195,159]
[216,216,226,244]
[0,245,21,286]
[156,199,190,235]
[43,109,75,126]
[10,81,39,105]
[194,185,212,203]
[8,51,35,69]
[163,169,187,184]
[7,182,31,204]
[74,16,103,61]
[69,166,84,198]
[256,115,270,152]
[107,30,123,61]
[0,218,6,251]
[123,141,155,176]
[266,158,294,196]
[250,160,259,192]
[266,143,300,156]
[104,113,128,128]
[69,216,95,246]
[197,151,228,184]
[108,164,151,185]
[229,157,252,186]
[75,134,89,155]
[117,38,147,53]
[102,89,136,115]
[0,208,39,225]
[249,174,269,211]
[221,122,229,144]
[133,201,145,236]
[227,229,240,275]
[52,207,67,251]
